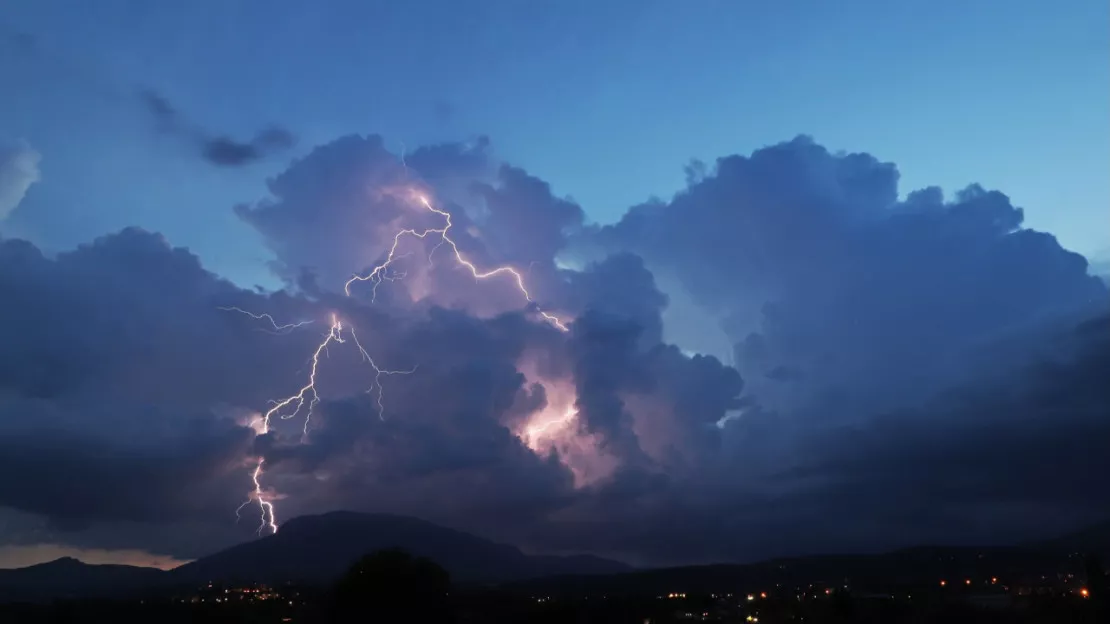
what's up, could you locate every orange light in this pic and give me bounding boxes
[965,579,972,586]
[1080,588,1089,598]
[991,577,997,584]
[760,592,767,599]
[939,580,947,587]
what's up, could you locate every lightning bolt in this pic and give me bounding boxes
[349,326,417,421]
[261,313,345,438]
[344,193,569,332]
[236,459,277,535]
[218,306,313,334]
[226,310,412,534]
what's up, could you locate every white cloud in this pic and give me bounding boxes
[0,140,41,220]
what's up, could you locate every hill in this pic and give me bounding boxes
[1028,519,1110,560]
[0,557,168,602]
[170,511,629,585]
[4,512,1106,602]
[0,512,627,601]
[510,546,1076,596]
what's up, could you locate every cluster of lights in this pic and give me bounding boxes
[939,577,1004,588]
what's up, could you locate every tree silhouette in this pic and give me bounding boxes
[329,549,453,623]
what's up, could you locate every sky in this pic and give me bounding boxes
[0,0,1108,569]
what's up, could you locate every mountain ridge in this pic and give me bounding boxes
[2,512,1106,602]
[170,511,627,585]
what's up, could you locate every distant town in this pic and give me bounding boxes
[1,547,1105,623]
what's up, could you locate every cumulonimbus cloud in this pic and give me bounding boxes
[0,133,1106,566]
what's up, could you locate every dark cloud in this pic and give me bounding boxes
[139,89,297,167]
[504,315,1110,565]
[592,135,1107,415]
[566,253,667,347]
[0,133,1106,568]
[474,164,585,268]
[0,228,328,533]
[200,127,295,167]
[138,89,177,128]
[778,314,1110,550]
[0,402,251,528]
[1,29,297,170]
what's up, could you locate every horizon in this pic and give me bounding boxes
[1,508,1104,572]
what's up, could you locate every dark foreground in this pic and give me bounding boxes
[1,548,1106,623]
[0,589,1104,624]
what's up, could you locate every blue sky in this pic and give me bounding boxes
[3,0,1108,287]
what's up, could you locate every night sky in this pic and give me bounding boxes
[0,1,1108,570]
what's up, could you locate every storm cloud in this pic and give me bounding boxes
[592,136,1106,416]
[0,134,1106,566]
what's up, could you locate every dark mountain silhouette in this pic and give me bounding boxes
[0,557,167,602]
[3,513,1106,603]
[0,512,627,601]
[511,546,1077,597]
[1027,519,1110,560]
[170,511,629,585]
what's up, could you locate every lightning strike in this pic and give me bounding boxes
[218,306,313,334]
[262,313,345,437]
[344,193,569,332]
[235,459,277,535]
[230,310,410,534]
[349,326,417,420]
